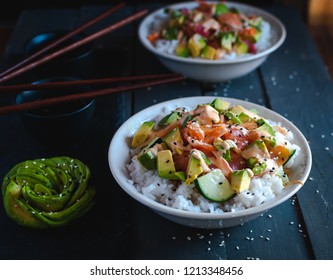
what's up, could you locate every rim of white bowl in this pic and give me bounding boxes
[138,1,287,65]
[108,96,311,221]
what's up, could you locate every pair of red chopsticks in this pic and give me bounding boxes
[0,2,185,115]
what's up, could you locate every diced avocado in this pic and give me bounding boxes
[235,38,248,55]
[137,150,156,170]
[211,98,230,113]
[157,150,178,180]
[185,155,203,185]
[131,121,155,148]
[256,119,275,135]
[225,112,242,124]
[188,34,206,57]
[275,166,289,186]
[162,127,184,155]
[215,3,229,16]
[175,43,190,58]
[231,169,251,193]
[256,119,276,148]
[238,112,256,123]
[174,171,186,182]
[201,45,217,60]
[241,140,270,160]
[220,32,234,51]
[195,169,235,202]
[158,111,181,127]
[229,105,260,120]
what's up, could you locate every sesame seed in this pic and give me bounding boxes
[235,246,240,250]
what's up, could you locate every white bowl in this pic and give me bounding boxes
[108,96,311,228]
[138,1,286,83]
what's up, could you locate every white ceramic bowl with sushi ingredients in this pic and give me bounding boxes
[138,1,286,83]
[108,96,311,228]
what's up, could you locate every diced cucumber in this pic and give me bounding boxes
[195,169,235,202]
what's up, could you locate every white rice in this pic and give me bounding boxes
[154,20,272,60]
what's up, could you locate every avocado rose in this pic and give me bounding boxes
[1,156,95,229]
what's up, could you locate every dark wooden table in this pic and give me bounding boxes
[0,2,332,260]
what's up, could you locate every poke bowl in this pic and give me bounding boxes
[138,1,286,83]
[108,96,311,228]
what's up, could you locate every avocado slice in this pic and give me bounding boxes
[231,169,251,193]
[158,111,181,127]
[235,38,249,55]
[131,121,155,148]
[175,43,190,58]
[241,140,270,160]
[157,150,178,180]
[162,127,184,155]
[225,112,242,124]
[185,155,203,185]
[201,45,217,60]
[211,98,230,113]
[229,105,260,121]
[256,119,276,148]
[188,34,206,57]
[238,112,256,123]
[220,32,234,51]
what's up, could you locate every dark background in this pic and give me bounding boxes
[0,1,309,23]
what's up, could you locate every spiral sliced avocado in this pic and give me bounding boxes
[2,156,95,229]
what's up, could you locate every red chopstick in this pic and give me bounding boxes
[0,73,181,93]
[0,2,125,80]
[0,74,185,115]
[0,8,148,84]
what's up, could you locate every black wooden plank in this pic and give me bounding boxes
[202,70,266,105]
[260,8,333,259]
[0,6,136,260]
